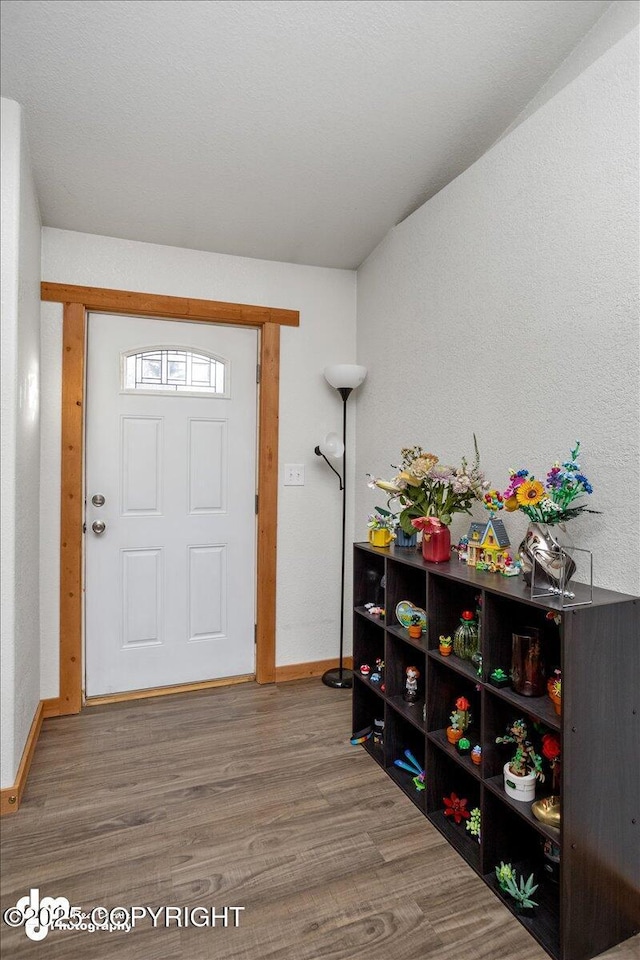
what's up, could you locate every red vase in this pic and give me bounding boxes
[422,524,451,563]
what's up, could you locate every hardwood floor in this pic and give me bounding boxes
[1,680,638,960]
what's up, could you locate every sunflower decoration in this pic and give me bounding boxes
[516,479,545,507]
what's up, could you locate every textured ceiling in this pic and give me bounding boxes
[1,0,611,269]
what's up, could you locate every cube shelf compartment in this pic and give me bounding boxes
[352,542,639,960]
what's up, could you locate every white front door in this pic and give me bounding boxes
[85,313,258,697]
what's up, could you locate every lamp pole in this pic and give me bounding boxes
[322,386,353,689]
[316,363,366,689]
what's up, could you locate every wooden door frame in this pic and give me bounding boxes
[41,282,299,715]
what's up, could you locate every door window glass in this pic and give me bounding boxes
[123,349,227,395]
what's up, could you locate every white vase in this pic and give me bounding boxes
[503,762,536,802]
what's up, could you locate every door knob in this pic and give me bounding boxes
[92,520,106,535]
[92,493,106,507]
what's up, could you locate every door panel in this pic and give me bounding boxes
[85,313,257,696]
[188,419,226,513]
[121,417,163,515]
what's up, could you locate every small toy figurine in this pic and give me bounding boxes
[373,718,384,746]
[454,535,469,563]
[365,602,385,619]
[360,663,371,677]
[370,657,385,683]
[404,665,420,703]
[502,556,523,577]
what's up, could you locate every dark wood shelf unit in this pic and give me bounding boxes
[386,622,428,652]
[352,542,640,960]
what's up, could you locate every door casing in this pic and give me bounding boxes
[41,282,299,715]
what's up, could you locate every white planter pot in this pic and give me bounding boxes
[503,762,536,802]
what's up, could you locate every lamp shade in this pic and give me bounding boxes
[318,432,344,459]
[323,364,367,390]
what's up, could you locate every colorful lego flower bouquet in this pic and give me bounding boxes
[501,442,597,526]
[368,438,489,535]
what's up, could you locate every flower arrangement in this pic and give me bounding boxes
[367,508,397,532]
[496,719,544,781]
[501,441,597,525]
[368,438,488,534]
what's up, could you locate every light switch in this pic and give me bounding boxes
[284,464,305,486]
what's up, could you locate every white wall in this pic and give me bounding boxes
[1,99,42,787]
[498,0,639,143]
[40,230,357,696]
[356,27,640,597]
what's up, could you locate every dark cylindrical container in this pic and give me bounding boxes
[511,628,545,697]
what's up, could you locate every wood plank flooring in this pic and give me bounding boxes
[1,680,638,960]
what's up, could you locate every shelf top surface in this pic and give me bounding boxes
[354,542,638,610]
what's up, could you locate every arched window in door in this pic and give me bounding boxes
[122,348,228,396]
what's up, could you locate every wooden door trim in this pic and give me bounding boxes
[41,283,299,327]
[45,282,297,713]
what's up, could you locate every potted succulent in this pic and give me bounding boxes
[496,718,544,802]
[408,613,423,639]
[495,862,539,911]
[446,696,471,744]
[443,792,470,824]
[488,667,510,689]
[466,807,481,842]
[471,744,482,766]
[457,736,471,754]
[547,668,562,715]
[438,635,452,656]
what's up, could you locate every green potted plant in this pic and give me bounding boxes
[438,634,452,656]
[466,807,481,843]
[488,667,510,688]
[446,696,471,745]
[408,613,423,640]
[496,718,544,802]
[495,862,539,911]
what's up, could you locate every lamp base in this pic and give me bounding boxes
[321,667,353,689]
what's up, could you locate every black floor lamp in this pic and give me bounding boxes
[315,364,367,689]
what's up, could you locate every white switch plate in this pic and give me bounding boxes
[284,464,305,486]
